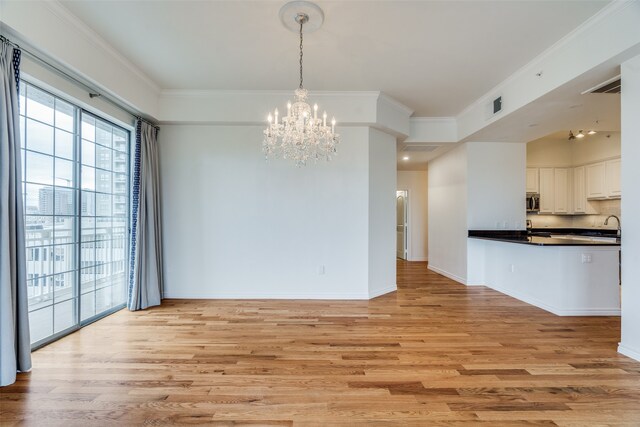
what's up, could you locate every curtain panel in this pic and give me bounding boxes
[128,120,163,310]
[0,40,32,386]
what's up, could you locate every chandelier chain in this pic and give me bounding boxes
[299,19,304,89]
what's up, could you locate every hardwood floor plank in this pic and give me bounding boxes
[1,260,639,425]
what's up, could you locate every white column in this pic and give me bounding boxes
[619,54,640,361]
[368,128,397,298]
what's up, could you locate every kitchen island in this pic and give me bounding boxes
[467,229,620,316]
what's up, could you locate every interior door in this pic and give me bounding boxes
[396,191,408,259]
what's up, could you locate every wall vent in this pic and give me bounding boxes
[493,96,503,114]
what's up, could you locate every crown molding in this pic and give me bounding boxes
[378,92,414,116]
[42,0,161,94]
[160,89,383,98]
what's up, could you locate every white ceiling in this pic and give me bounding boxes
[59,0,610,117]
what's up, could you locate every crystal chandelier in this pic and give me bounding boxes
[263,9,339,166]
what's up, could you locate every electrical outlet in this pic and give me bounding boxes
[581,254,592,264]
[503,220,508,229]
[319,265,325,275]
[510,264,516,273]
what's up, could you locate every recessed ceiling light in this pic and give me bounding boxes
[576,130,585,138]
[402,156,410,161]
[588,130,597,135]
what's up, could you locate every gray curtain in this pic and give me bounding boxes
[128,120,163,310]
[0,40,31,386]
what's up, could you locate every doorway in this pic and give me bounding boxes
[396,190,408,259]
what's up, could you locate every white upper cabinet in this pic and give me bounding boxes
[554,168,571,213]
[586,162,607,199]
[573,166,586,213]
[526,168,539,193]
[605,159,621,198]
[586,159,621,200]
[573,166,598,214]
[539,168,555,213]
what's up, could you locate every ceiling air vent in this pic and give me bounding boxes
[586,78,621,94]
[402,145,440,152]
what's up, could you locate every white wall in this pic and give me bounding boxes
[397,170,428,261]
[466,142,527,285]
[527,132,621,168]
[428,141,526,285]
[527,137,574,167]
[467,142,527,230]
[478,240,620,316]
[619,54,640,361]
[368,129,398,297]
[427,144,468,283]
[572,132,621,166]
[159,124,396,299]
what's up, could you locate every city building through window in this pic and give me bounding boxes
[20,81,130,347]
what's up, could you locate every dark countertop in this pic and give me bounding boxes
[468,230,621,246]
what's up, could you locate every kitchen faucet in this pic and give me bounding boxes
[604,215,621,237]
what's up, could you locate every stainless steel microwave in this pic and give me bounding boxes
[526,193,540,213]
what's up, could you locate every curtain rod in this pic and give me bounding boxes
[1,34,159,131]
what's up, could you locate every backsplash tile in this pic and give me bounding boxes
[527,199,621,230]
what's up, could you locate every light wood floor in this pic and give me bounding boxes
[2,261,639,426]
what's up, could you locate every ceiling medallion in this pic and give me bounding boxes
[263,1,339,167]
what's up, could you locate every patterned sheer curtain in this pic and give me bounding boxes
[0,39,32,386]
[128,119,163,310]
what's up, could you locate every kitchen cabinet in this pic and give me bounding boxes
[538,168,575,214]
[586,162,607,199]
[554,168,571,213]
[573,166,598,214]
[586,158,621,200]
[605,159,621,198]
[526,168,539,193]
[539,168,554,213]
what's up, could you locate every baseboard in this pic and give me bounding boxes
[162,291,370,300]
[618,343,640,362]
[487,283,621,316]
[427,264,466,285]
[406,256,428,262]
[369,284,397,299]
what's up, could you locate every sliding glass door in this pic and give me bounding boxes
[19,81,130,348]
[79,112,129,321]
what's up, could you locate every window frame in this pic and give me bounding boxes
[20,79,132,350]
